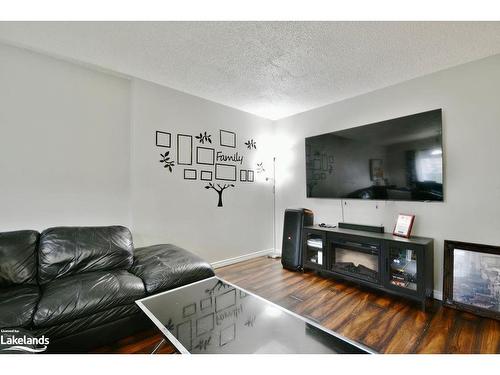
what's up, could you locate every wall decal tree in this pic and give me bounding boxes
[204,182,235,207]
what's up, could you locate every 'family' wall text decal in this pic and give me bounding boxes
[216,151,243,164]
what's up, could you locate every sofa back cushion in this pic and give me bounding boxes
[38,226,134,284]
[0,230,39,287]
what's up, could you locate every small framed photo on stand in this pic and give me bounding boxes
[393,214,415,238]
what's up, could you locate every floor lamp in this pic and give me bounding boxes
[267,157,280,258]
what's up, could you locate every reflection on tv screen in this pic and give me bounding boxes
[305,109,443,201]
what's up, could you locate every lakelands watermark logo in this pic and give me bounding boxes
[0,329,49,353]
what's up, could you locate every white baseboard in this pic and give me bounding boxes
[211,248,274,269]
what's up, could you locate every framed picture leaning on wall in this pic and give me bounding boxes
[393,214,415,238]
[443,240,500,321]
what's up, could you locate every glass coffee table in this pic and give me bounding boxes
[136,276,375,354]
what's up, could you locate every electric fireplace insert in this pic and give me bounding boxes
[329,239,381,283]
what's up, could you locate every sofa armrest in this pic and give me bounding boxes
[130,244,214,295]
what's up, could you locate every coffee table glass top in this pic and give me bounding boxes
[136,277,374,354]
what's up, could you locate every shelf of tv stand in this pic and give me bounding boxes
[302,225,434,309]
[304,225,433,246]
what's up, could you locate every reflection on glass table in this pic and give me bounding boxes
[136,277,374,354]
[389,249,417,291]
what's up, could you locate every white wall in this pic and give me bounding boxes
[0,43,132,231]
[130,79,274,263]
[0,43,274,265]
[274,53,500,297]
[3,40,500,279]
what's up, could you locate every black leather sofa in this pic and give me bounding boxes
[0,226,214,353]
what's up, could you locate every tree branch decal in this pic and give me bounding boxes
[245,139,257,149]
[195,131,212,144]
[204,182,235,207]
[159,151,175,172]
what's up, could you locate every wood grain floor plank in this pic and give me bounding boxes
[477,318,500,353]
[382,306,432,353]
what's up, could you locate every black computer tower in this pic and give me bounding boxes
[281,208,314,271]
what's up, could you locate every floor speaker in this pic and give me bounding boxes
[281,208,314,271]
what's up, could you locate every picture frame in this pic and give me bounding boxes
[215,163,236,181]
[247,170,254,182]
[392,214,415,238]
[183,169,197,180]
[196,146,215,165]
[219,130,236,148]
[200,170,213,181]
[239,169,247,182]
[177,134,193,165]
[369,158,384,181]
[443,240,500,321]
[155,131,171,148]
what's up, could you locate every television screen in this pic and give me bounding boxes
[305,109,443,201]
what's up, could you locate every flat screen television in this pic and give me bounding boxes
[305,109,443,201]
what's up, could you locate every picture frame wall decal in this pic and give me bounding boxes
[219,130,236,148]
[184,169,197,180]
[177,134,193,165]
[215,163,237,181]
[153,127,259,208]
[156,131,171,148]
[247,170,254,182]
[240,170,247,182]
[239,169,255,182]
[443,240,500,320]
[196,146,215,165]
[200,170,213,181]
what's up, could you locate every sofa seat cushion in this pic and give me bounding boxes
[0,285,40,328]
[34,270,145,327]
[38,226,134,284]
[130,244,215,295]
[34,304,141,341]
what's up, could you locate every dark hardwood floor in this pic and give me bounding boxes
[92,329,178,354]
[96,256,500,354]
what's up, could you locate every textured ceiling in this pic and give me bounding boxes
[1,22,500,120]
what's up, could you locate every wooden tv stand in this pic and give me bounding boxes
[302,225,434,309]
